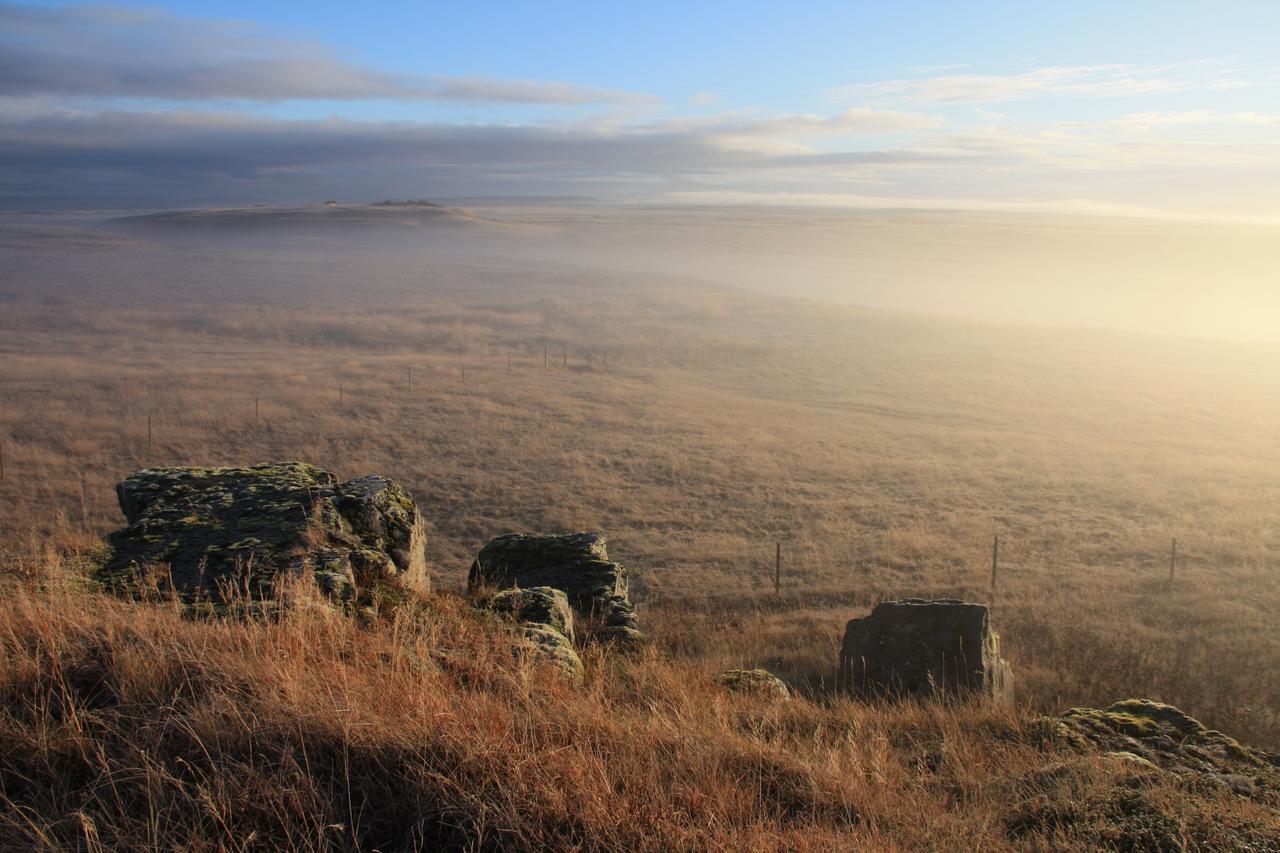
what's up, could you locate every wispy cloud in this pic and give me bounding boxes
[1066,110,1280,129]
[830,62,1247,104]
[0,3,644,104]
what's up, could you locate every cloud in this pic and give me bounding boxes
[0,105,975,205]
[1067,110,1280,130]
[0,3,642,104]
[830,62,1246,104]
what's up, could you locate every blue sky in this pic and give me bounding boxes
[3,1,1278,213]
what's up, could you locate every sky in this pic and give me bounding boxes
[2,1,1278,215]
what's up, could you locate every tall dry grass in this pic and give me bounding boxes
[1,569,1276,851]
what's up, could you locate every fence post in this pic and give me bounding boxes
[254,396,259,427]
[147,414,152,450]
[407,366,413,392]
[1169,538,1177,585]
[339,384,344,406]
[775,542,781,594]
[990,535,999,594]
[544,346,548,369]
[508,355,512,374]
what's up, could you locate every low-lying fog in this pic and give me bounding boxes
[5,202,1279,343]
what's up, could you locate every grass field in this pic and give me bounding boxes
[3,210,1280,756]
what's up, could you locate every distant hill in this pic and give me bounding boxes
[108,201,484,237]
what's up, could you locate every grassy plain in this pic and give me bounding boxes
[2,210,1280,757]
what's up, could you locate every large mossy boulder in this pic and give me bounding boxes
[468,532,641,643]
[102,462,428,602]
[838,598,1011,700]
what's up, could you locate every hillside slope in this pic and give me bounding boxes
[1,565,1278,850]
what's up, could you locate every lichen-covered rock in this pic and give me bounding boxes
[1051,699,1280,793]
[838,598,1011,700]
[516,625,584,681]
[714,669,791,701]
[469,532,641,643]
[102,462,429,602]
[484,587,575,643]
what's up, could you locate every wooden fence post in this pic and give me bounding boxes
[990,535,999,594]
[775,542,781,594]
[1169,538,1177,585]
[147,414,153,450]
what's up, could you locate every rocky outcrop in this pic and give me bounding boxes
[838,598,1011,700]
[1051,699,1280,795]
[714,669,791,701]
[102,462,428,602]
[468,533,641,644]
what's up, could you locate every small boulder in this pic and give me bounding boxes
[838,598,1011,700]
[516,625,585,681]
[714,669,791,701]
[102,462,429,602]
[484,586,576,643]
[469,532,641,642]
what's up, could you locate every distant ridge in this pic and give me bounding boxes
[108,201,483,234]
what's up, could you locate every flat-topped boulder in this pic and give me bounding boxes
[468,532,641,643]
[838,598,1011,700]
[102,462,428,602]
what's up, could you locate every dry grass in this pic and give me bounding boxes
[3,219,1280,767]
[2,570,1276,851]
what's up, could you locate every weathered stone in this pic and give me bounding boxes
[484,587,575,643]
[102,462,429,602]
[838,598,1011,700]
[714,669,791,701]
[1052,699,1280,789]
[468,532,642,643]
[516,625,584,681]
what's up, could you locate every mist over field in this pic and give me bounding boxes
[13,200,1277,341]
